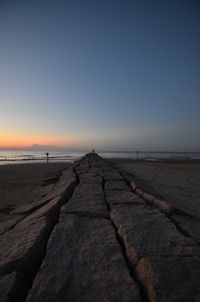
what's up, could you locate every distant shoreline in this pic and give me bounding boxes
[1,157,200,167]
[0,150,200,165]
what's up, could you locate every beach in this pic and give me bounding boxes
[0,162,71,222]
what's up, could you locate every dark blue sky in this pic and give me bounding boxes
[0,0,199,150]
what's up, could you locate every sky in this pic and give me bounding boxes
[0,0,199,151]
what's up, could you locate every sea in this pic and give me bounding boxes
[0,150,200,165]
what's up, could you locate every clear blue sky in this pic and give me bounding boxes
[0,0,199,151]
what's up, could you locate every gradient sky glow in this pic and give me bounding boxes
[0,0,199,151]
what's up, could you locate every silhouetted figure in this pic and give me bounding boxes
[46,152,49,163]
[136,151,139,160]
[92,149,95,153]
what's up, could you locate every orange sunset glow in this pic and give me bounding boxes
[0,131,81,149]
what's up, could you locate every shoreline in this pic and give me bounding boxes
[0,160,74,166]
[109,157,200,163]
[1,150,200,166]
[1,157,200,166]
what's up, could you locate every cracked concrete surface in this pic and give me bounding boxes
[0,153,200,302]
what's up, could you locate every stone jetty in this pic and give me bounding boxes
[0,153,200,302]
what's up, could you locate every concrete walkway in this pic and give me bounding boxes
[0,153,200,302]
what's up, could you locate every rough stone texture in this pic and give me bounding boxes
[10,198,54,215]
[136,256,200,302]
[117,160,200,242]
[62,174,108,219]
[0,215,24,235]
[105,180,130,191]
[52,169,76,193]
[26,215,141,302]
[72,183,104,200]
[0,271,27,302]
[37,169,77,202]
[111,204,200,301]
[10,168,77,216]
[42,175,59,186]
[75,163,89,175]
[0,196,62,277]
[135,188,144,197]
[79,172,103,184]
[105,190,143,206]
[63,197,109,219]
[0,153,199,302]
[152,197,174,215]
[34,183,54,198]
[0,169,77,279]
[0,169,77,302]
[103,171,123,181]
[171,214,200,244]
[89,167,104,176]
[141,192,155,204]
[130,181,137,191]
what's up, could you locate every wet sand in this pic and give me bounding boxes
[111,159,200,218]
[0,163,71,221]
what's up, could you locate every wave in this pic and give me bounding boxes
[0,150,200,165]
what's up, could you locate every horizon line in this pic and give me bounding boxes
[0,147,200,153]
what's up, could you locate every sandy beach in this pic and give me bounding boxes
[0,162,71,222]
[111,159,200,218]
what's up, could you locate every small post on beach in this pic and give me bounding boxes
[136,151,139,161]
[46,152,49,163]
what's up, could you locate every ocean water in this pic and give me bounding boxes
[0,150,200,165]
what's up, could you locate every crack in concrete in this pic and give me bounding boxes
[21,172,79,302]
[120,170,200,247]
[3,154,199,301]
[102,177,148,302]
[0,215,25,236]
[0,169,69,237]
[65,210,109,220]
